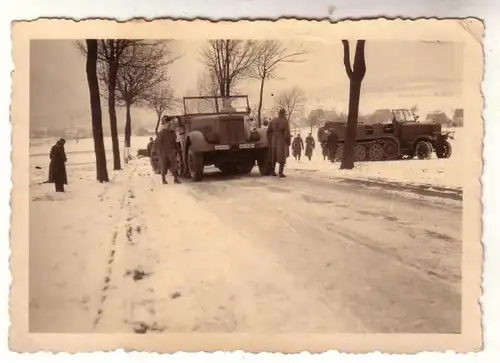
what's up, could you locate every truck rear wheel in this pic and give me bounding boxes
[187,147,204,181]
[415,140,432,160]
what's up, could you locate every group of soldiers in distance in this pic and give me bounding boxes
[291,121,339,163]
[147,109,341,184]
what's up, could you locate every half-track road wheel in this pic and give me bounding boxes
[353,144,367,162]
[368,143,384,161]
[335,145,344,162]
[436,140,452,159]
[382,139,399,160]
[415,140,433,160]
[187,146,204,181]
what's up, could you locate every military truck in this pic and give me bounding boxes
[175,95,272,182]
[323,109,453,162]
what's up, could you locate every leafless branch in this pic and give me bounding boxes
[274,86,307,122]
[199,39,259,97]
[251,40,308,80]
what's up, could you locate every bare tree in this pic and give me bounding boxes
[77,40,139,170]
[146,82,175,136]
[274,86,307,123]
[85,39,109,182]
[115,41,178,162]
[251,41,307,125]
[200,40,257,97]
[197,70,219,97]
[340,40,366,170]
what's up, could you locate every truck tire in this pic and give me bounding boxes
[436,140,452,159]
[415,140,432,160]
[238,161,255,175]
[187,146,204,181]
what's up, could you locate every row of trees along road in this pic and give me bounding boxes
[199,39,366,170]
[83,38,366,182]
[80,39,178,181]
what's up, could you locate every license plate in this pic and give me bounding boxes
[239,143,255,149]
[215,145,230,150]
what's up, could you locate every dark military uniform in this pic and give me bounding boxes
[305,134,315,161]
[157,117,181,184]
[267,109,291,177]
[48,139,68,192]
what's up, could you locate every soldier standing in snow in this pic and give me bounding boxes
[48,138,68,192]
[305,133,315,161]
[267,108,291,177]
[157,116,181,185]
[292,134,304,161]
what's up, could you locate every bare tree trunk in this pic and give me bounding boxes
[107,64,121,170]
[340,40,366,170]
[155,112,162,136]
[257,75,265,127]
[124,102,132,164]
[341,78,362,169]
[85,39,109,182]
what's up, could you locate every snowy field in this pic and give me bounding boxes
[28,130,462,334]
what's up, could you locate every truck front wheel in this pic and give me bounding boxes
[187,147,204,181]
[238,161,255,175]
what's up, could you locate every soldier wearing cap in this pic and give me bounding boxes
[157,115,181,184]
[266,108,291,177]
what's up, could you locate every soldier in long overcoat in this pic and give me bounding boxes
[326,127,339,162]
[267,108,291,177]
[305,133,315,161]
[157,116,181,184]
[48,138,68,192]
[292,134,304,161]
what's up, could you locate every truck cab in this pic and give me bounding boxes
[176,95,271,181]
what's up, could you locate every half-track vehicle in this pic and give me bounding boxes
[175,95,271,182]
[321,109,453,162]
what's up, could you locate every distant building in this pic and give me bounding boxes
[425,112,452,126]
[452,109,464,127]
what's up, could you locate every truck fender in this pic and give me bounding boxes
[186,131,213,153]
[413,135,433,147]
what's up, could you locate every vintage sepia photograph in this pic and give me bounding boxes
[10,19,483,353]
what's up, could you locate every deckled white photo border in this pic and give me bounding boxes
[2,0,499,362]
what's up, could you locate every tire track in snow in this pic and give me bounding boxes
[92,164,136,327]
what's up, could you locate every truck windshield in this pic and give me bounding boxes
[183,96,249,115]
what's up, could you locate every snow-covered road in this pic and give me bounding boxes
[28,153,462,334]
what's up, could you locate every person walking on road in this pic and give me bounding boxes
[326,127,339,162]
[48,138,68,192]
[157,116,181,185]
[146,137,154,157]
[292,134,304,161]
[305,133,315,161]
[267,108,291,178]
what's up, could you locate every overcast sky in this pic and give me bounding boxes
[30,39,464,130]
